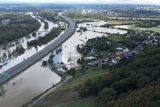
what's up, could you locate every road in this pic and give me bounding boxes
[0,12,76,85]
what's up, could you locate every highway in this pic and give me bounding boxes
[0,13,76,85]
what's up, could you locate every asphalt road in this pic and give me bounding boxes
[0,13,76,85]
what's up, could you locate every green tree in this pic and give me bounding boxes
[98,87,117,106]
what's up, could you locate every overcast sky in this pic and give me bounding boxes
[1,0,160,4]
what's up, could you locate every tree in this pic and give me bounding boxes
[42,60,48,66]
[67,68,76,77]
[98,87,117,106]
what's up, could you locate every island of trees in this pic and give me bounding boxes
[27,27,65,46]
[0,12,40,45]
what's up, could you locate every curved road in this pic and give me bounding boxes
[0,13,76,85]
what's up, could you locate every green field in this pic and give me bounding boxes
[109,19,138,25]
[107,35,122,41]
[33,68,108,107]
[129,25,160,33]
[54,68,108,92]
[66,10,109,21]
[53,98,95,107]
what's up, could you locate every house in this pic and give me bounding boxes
[109,54,116,59]
[102,57,109,62]
[1,19,10,25]
[123,51,132,59]
[111,57,121,65]
[116,47,123,51]
[115,51,123,57]
[88,60,102,67]
[85,56,96,60]
[123,48,129,53]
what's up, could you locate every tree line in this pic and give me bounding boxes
[0,13,40,45]
[27,27,64,46]
[77,45,160,107]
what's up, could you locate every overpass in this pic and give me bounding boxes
[0,13,76,85]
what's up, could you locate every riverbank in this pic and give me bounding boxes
[0,12,76,107]
[23,69,72,107]
[0,12,57,73]
[0,12,74,85]
[33,67,108,107]
[0,54,61,107]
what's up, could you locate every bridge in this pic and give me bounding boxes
[0,12,76,85]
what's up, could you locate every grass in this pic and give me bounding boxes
[109,19,138,25]
[136,17,160,20]
[54,68,108,92]
[129,25,160,33]
[66,10,109,21]
[108,35,122,41]
[33,68,108,107]
[53,98,96,107]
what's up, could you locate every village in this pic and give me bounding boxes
[78,31,160,67]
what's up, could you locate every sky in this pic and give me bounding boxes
[1,0,160,4]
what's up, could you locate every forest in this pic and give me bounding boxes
[38,10,60,23]
[27,27,64,46]
[77,45,160,107]
[136,20,160,28]
[0,12,40,45]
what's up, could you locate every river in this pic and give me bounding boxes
[0,12,65,73]
[0,12,63,107]
[0,19,127,107]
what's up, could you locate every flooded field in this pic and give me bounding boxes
[0,20,127,107]
[0,12,63,107]
[0,12,65,73]
[53,20,127,69]
[114,25,130,29]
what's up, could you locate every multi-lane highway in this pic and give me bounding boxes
[0,13,76,85]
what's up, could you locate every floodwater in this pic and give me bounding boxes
[53,20,127,69]
[0,20,127,107]
[0,13,66,73]
[0,12,63,107]
[0,55,61,107]
[79,21,127,34]
[114,25,130,29]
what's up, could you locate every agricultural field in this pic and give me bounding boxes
[129,25,160,33]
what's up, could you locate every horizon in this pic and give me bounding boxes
[0,3,159,6]
[0,0,159,5]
